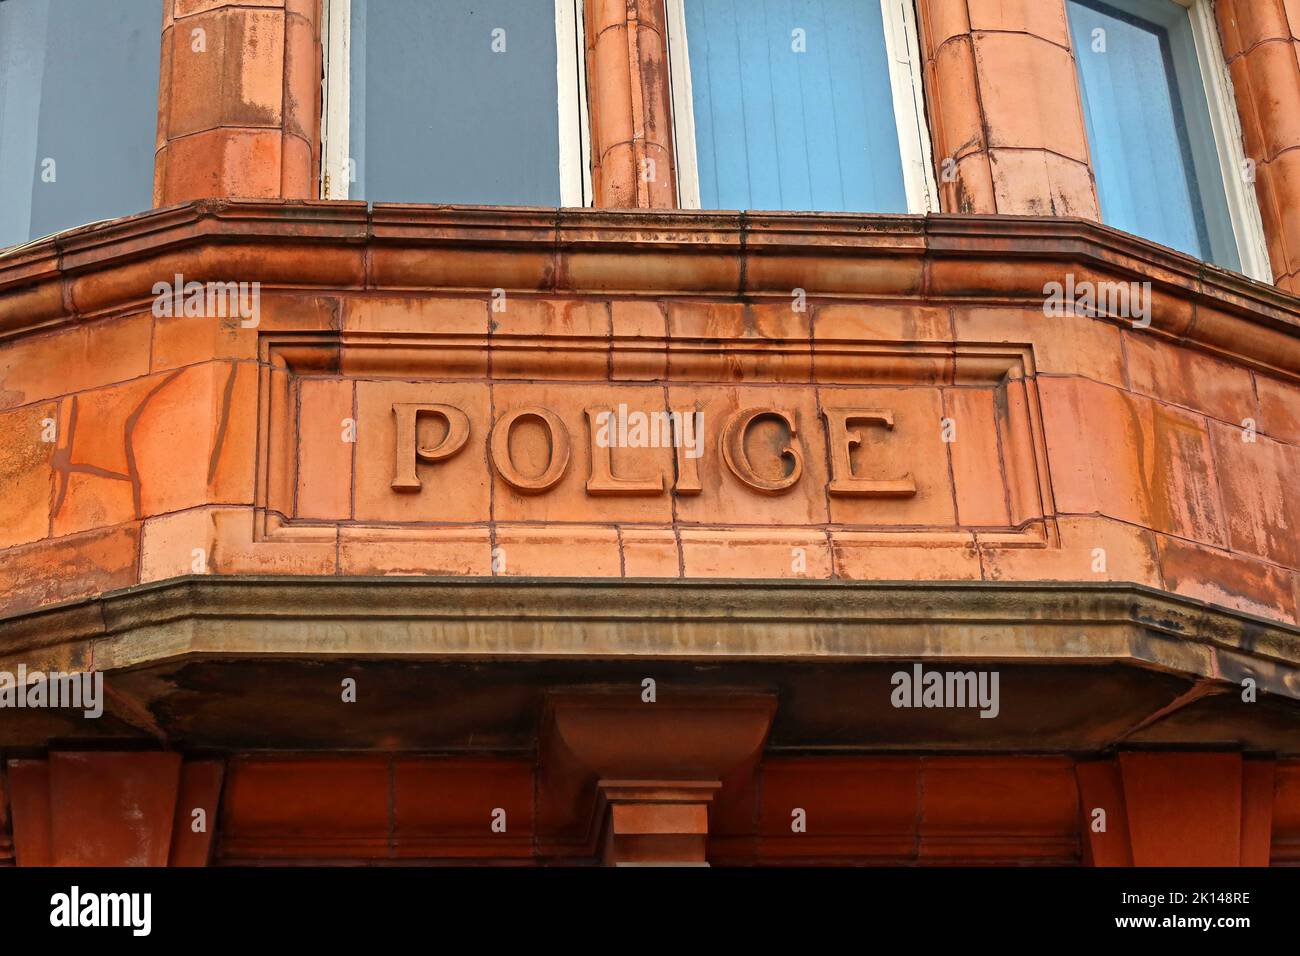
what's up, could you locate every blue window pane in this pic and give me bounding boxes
[0,0,161,248]
[1066,0,1239,270]
[349,0,561,206]
[684,0,907,213]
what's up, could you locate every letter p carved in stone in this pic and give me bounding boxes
[391,403,471,492]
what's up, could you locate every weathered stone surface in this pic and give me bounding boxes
[0,208,1298,628]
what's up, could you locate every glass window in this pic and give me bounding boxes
[666,0,935,213]
[326,0,589,206]
[1066,0,1239,269]
[0,0,161,249]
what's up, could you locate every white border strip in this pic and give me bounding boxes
[1178,0,1272,282]
[320,0,351,199]
[665,0,702,209]
[881,0,940,213]
[556,0,591,206]
[576,0,594,204]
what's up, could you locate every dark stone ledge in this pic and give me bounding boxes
[0,576,1296,699]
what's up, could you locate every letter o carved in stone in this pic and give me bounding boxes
[490,406,571,494]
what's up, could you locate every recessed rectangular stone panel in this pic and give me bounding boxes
[352,379,491,524]
[253,316,1052,562]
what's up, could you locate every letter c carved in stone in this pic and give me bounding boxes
[720,407,803,494]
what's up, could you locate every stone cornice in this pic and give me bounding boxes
[1,201,1298,378]
[2,576,1297,698]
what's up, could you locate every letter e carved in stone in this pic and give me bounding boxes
[822,408,916,497]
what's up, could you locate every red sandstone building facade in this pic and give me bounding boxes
[0,0,1299,867]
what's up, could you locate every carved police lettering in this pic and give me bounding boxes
[720,408,803,495]
[671,405,704,497]
[584,407,664,496]
[391,403,471,492]
[822,408,917,498]
[489,406,571,494]
[391,400,918,500]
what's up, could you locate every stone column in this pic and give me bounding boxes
[915,0,1099,218]
[154,0,322,203]
[584,0,677,208]
[1215,0,1300,292]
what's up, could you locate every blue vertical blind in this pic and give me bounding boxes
[683,0,908,213]
[0,0,160,248]
[349,0,563,206]
[1066,0,1239,270]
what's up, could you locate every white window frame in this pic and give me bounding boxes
[1172,0,1272,282]
[664,0,939,214]
[320,0,592,207]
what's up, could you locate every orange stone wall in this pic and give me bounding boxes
[141,0,1300,275]
[3,0,1300,869]
[0,0,1297,665]
[916,0,1100,218]
[154,0,322,203]
[7,751,1297,865]
[1217,0,1300,293]
[584,0,678,208]
[1,207,1298,627]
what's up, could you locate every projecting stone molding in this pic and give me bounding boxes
[0,203,1298,626]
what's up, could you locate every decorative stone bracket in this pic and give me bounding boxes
[537,692,776,863]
